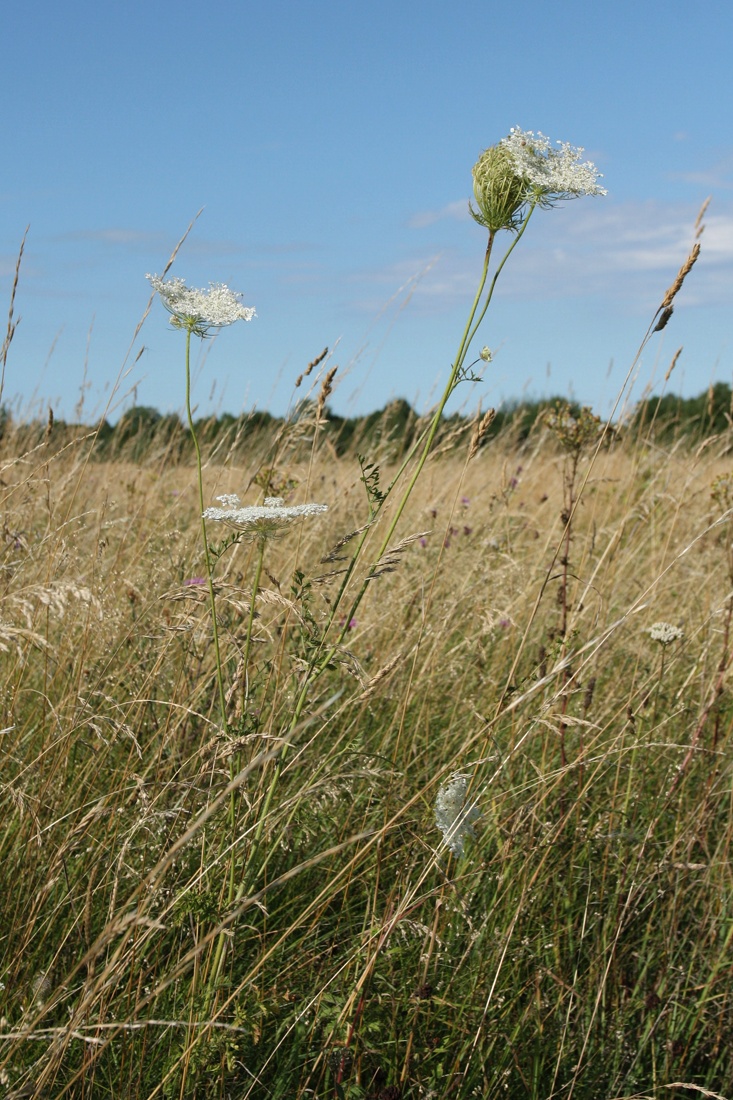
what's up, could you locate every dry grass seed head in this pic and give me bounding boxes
[368,531,431,580]
[468,408,496,461]
[659,241,701,311]
[664,347,683,383]
[294,346,329,388]
[316,366,338,424]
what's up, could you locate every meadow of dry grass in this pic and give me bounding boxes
[1,403,733,1100]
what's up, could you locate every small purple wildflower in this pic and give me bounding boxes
[461,496,471,506]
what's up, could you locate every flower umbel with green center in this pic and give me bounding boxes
[146,274,256,337]
[146,272,257,730]
[148,270,263,1030]
[147,269,257,759]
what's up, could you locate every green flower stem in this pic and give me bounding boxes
[292,212,529,654]
[242,221,533,891]
[653,647,667,727]
[184,326,229,732]
[207,537,271,1008]
[241,539,266,710]
[315,417,437,637]
[225,538,266,903]
[333,214,535,638]
[464,203,536,352]
[183,323,235,1022]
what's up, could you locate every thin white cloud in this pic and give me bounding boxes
[670,152,733,190]
[346,199,733,315]
[408,200,468,229]
[53,228,163,246]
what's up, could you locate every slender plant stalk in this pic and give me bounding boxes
[241,214,539,893]
[183,326,229,731]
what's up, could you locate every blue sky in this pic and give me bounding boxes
[1,0,731,424]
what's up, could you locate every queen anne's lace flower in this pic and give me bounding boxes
[501,127,607,201]
[470,126,606,233]
[147,274,256,336]
[203,495,328,541]
[648,622,684,646]
[434,775,480,858]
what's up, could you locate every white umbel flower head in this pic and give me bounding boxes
[648,621,684,646]
[147,274,256,337]
[203,494,328,541]
[434,774,480,858]
[501,127,607,203]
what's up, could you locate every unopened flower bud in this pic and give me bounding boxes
[469,144,528,233]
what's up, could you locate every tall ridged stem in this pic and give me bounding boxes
[241,539,266,711]
[183,326,229,730]
[183,323,236,1029]
[335,208,536,641]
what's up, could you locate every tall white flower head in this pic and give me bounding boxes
[471,126,606,233]
[203,494,328,542]
[147,274,256,337]
[648,621,684,646]
[501,127,607,204]
[434,774,480,858]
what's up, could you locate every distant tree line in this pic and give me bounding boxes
[1,382,732,461]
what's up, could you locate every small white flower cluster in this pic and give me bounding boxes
[147,274,256,334]
[501,127,607,200]
[434,774,480,858]
[648,621,684,646]
[203,494,328,540]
